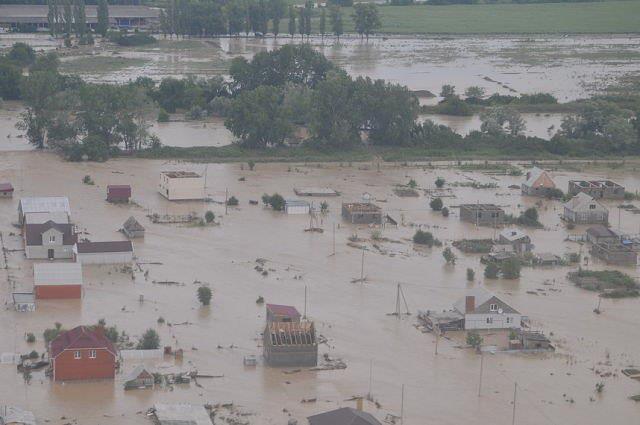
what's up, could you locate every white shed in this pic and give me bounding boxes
[158,171,205,201]
[284,199,310,215]
[12,292,36,312]
[74,241,133,264]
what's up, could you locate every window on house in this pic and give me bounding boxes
[89,349,96,359]
[489,303,498,312]
[74,351,81,359]
[590,204,596,209]
[49,235,56,243]
[506,317,512,324]
[486,317,493,324]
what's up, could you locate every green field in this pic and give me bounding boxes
[336,2,640,34]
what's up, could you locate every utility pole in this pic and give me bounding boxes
[303,285,307,319]
[333,223,336,256]
[367,359,373,400]
[225,188,228,215]
[360,247,365,283]
[400,384,405,425]
[478,353,484,397]
[512,382,518,425]
[434,324,439,355]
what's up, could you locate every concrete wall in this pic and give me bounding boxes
[26,244,74,259]
[159,175,205,200]
[53,348,116,381]
[460,207,504,226]
[563,207,608,224]
[76,251,133,264]
[263,345,318,367]
[464,313,521,330]
[285,205,310,215]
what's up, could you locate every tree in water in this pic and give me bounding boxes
[351,3,381,41]
[73,0,87,38]
[288,5,296,38]
[330,6,343,43]
[96,0,109,37]
[319,7,326,42]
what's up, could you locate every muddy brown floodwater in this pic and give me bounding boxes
[0,151,639,424]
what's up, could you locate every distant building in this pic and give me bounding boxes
[106,185,131,203]
[284,199,310,215]
[308,407,382,425]
[24,220,77,259]
[74,241,133,264]
[266,304,301,323]
[18,197,71,225]
[124,365,154,390]
[521,167,556,197]
[0,5,160,31]
[454,288,521,330]
[294,187,339,197]
[0,182,14,198]
[159,171,205,201]
[342,202,382,224]
[12,292,35,312]
[498,228,533,254]
[586,225,618,245]
[33,262,83,299]
[122,216,145,239]
[459,204,505,226]
[563,192,608,224]
[49,326,117,382]
[568,180,625,200]
[0,406,36,425]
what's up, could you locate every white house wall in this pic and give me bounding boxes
[285,205,310,215]
[159,176,205,200]
[76,252,133,264]
[26,245,74,259]
[464,313,521,330]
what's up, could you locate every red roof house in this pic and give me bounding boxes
[266,304,301,323]
[0,182,14,198]
[49,326,118,381]
[106,185,131,203]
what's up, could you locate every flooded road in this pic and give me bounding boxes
[420,112,565,138]
[0,152,638,424]
[5,33,640,101]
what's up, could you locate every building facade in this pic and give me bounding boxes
[24,221,77,259]
[49,326,117,382]
[562,193,608,224]
[159,171,205,201]
[284,199,310,215]
[521,167,556,197]
[568,180,625,200]
[459,204,505,226]
[106,185,131,203]
[342,202,382,224]
[74,241,133,264]
[498,228,533,254]
[454,288,521,331]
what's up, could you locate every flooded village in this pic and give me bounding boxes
[1,1,640,425]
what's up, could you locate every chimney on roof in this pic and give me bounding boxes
[465,296,475,313]
[356,397,363,411]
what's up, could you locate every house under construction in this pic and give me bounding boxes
[263,321,318,367]
[591,242,638,266]
[342,202,382,224]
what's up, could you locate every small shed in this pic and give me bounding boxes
[33,262,83,299]
[12,292,35,312]
[266,304,301,323]
[74,241,133,264]
[152,403,213,425]
[106,185,131,203]
[122,216,145,238]
[284,199,310,215]
[0,182,14,198]
[124,364,154,390]
[521,331,553,350]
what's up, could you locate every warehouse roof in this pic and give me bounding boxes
[19,197,70,216]
[75,241,133,254]
[33,262,83,286]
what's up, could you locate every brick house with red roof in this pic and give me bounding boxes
[49,326,118,381]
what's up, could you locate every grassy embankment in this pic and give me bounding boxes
[355,2,640,34]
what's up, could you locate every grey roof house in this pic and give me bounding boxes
[586,225,618,245]
[24,221,77,260]
[18,197,70,225]
[454,288,521,330]
[308,407,382,425]
[122,216,145,239]
[563,192,608,224]
[498,228,533,253]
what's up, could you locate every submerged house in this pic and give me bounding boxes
[562,192,608,224]
[568,179,625,200]
[308,407,382,425]
[74,241,133,264]
[0,406,36,425]
[342,202,382,225]
[521,167,556,197]
[586,225,618,245]
[18,197,71,225]
[266,304,301,323]
[263,321,318,367]
[284,199,310,215]
[49,325,118,382]
[152,404,213,425]
[106,185,131,203]
[0,182,14,198]
[24,220,77,260]
[124,365,154,390]
[12,293,35,312]
[591,242,638,266]
[498,228,533,254]
[122,216,145,238]
[459,204,505,226]
[454,288,521,331]
[158,171,205,201]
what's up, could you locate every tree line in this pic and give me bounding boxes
[1,42,639,161]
